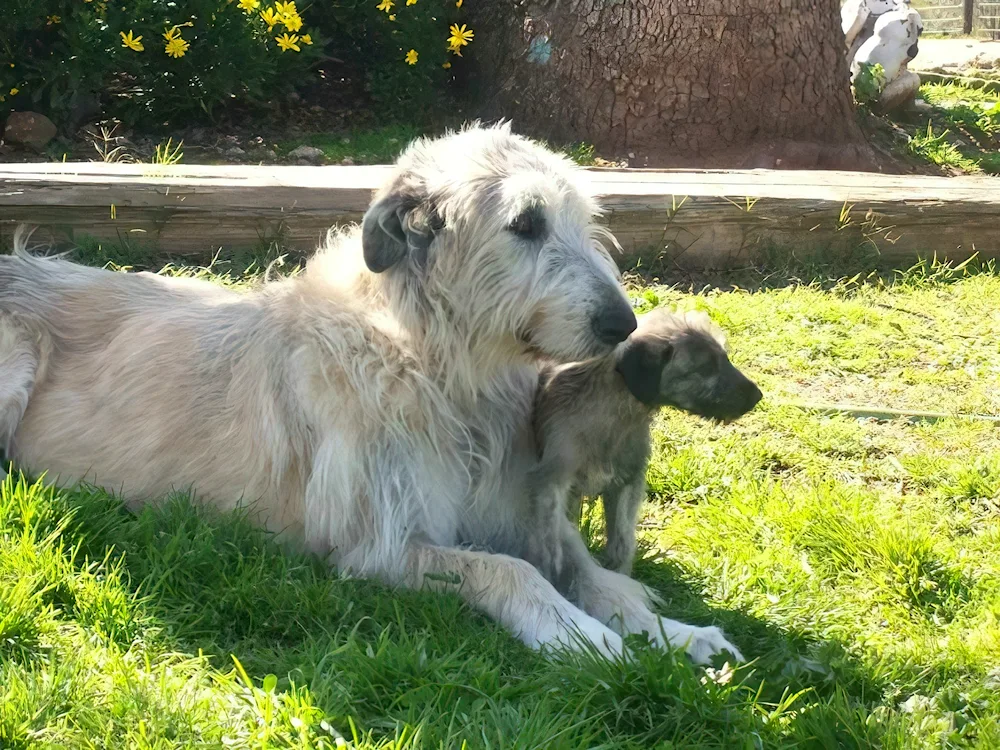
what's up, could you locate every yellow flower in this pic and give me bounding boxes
[120,30,144,51]
[238,0,260,12]
[259,8,279,29]
[164,35,190,58]
[376,0,393,12]
[163,26,180,40]
[274,0,297,15]
[442,61,451,69]
[9,87,19,96]
[275,32,301,51]
[447,23,473,50]
[405,48,418,65]
[300,33,312,45]
[456,0,463,6]
[282,12,303,31]
[406,0,417,4]
[46,14,61,25]
[388,14,395,20]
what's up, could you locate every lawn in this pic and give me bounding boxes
[895,81,1000,175]
[1,252,999,749]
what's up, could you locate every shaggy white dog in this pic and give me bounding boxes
[0,124,740,663]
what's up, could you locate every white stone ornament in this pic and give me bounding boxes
[842,0,922,112]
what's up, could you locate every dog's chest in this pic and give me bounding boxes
[575,421,651,495]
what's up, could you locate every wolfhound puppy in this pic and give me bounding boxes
[524,309,762,595]
[0,123,740,662]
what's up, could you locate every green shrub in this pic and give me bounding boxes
[310,0,473,116]
[852,62,886,107]
[0,0,323,126]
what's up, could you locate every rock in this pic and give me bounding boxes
[223,146,247,159]
[288,144,325,164]
[4,111,57,149]
[878,69,921,114]
[340,156,355,166]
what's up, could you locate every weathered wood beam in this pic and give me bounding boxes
[1,162,997,270]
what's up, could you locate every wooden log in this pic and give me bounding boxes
[1,162,998,270]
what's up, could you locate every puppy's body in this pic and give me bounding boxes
[527,355,653,587]
[526,309,762,586]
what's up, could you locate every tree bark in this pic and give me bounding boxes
[466,0,877,169]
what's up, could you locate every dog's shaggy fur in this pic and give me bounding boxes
[0,124,741,662]
[525,309,762,590]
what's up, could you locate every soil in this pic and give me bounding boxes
[0,58,981,175]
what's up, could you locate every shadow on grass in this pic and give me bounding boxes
[626,241,998,296]
[0,475,912,748]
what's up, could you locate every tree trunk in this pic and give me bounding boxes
[466,0,877,170]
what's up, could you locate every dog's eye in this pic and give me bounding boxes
[508,210,542,239]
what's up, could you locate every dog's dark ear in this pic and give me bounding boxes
[362,194,411,273]
[616,337,668,405]
[361,191,441,273]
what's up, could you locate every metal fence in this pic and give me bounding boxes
[916,0,1000,38]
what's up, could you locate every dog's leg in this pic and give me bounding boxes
[601,477,646,575]
[558,523,743,664]
[0,316,40,468]
[405,540,624,658]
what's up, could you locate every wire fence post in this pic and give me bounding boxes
[964,0,974,34]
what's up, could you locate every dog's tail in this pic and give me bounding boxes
[8,224,68,261]
[10,224,36,258]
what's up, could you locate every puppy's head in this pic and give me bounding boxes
[615,309,762,422]
[358,122,635,366]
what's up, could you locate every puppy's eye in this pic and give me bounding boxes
[508,210,542,239]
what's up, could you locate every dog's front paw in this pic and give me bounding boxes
[651,618,744,665]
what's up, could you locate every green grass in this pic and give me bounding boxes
[3,253,1000,748]
[890,81,1000,174]
[277,124,430,165]
[276,125,602,166]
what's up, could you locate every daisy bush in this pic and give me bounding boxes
[0,0,322,125]
[269,0,475,115]
[0,0,474,128]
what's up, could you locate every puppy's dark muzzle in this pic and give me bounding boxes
[708,375,763,424]
[591,297,637,347]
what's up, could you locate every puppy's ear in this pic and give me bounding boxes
[361,189,442,273]
[616,336,669,405]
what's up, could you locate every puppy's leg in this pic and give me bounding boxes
[601,477,646,575]
[405,540,623,658]
[523,457,574,587]
[558,523,743,664]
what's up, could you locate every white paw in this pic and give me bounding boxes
[530,610,625,660]
[651,618,744,664]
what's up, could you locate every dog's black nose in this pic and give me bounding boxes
[746,381,763,409]
[592,299,637,346]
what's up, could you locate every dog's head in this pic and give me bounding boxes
[359,122,635,365]
[615,309,762,422]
